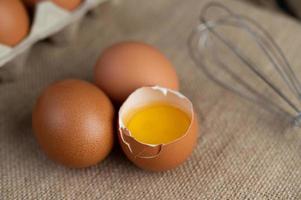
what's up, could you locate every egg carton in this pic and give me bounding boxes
[0,0,108,82]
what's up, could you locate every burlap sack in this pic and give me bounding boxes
[1,0,301,199]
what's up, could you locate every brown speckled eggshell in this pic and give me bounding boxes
[94,42,179,103]
[119,116,198,171]
[118,87,198,171]
[32,79,114,168]
[0,0,29,46]
[23,0,82,11]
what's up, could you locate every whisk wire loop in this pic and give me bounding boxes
[189,2,301,125]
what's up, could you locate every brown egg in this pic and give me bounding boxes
[0,0,29,46]
[118,86,198,171]
[23,0,82,11]
[94,41,179,103]
[32,79,114,168]
[22,0,39,7]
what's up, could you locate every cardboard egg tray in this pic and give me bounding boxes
[0,0,108,82]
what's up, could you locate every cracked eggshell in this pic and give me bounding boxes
[118,86,198,171]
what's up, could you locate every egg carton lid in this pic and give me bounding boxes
[0,0,108,67]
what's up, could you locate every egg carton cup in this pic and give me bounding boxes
[0,0,108,82]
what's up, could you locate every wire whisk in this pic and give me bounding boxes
[189,2,301,126]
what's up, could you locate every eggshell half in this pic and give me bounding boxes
[118,86,198,171]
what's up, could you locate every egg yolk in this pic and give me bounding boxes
[126,104,191,145]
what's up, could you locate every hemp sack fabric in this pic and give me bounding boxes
[1,0,301,199]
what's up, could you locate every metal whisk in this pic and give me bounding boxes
[189,2,301,126]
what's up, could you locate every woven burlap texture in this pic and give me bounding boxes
[1,0,301,199]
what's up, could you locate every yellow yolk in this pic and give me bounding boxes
[126,104,191,145]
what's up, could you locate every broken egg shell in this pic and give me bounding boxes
[118,86,198,171]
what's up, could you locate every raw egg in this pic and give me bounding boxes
[118,86,198,171]
[0,0,29,46]
[32,79,114,168]
[94,41,179,103]
[23,0,82,11]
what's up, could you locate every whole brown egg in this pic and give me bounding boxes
[0,0,29,46]
[23,0,82,11]
[94,41,179,103]
[32,79,114,168]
